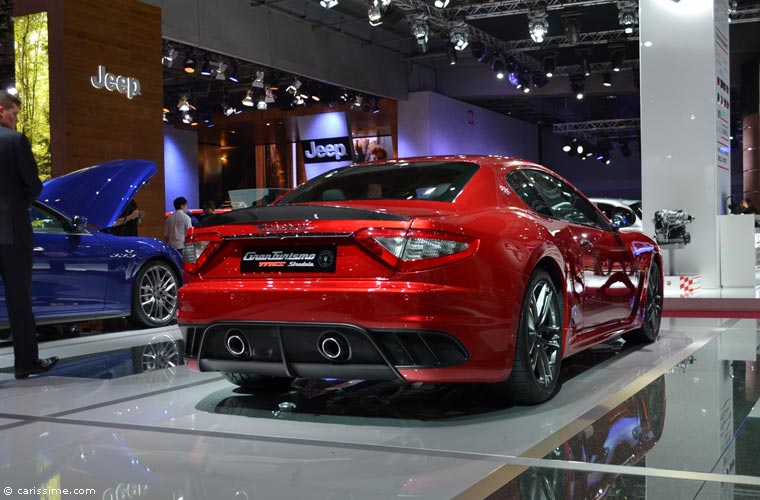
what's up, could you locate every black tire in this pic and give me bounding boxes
[129,260,179,328]
[223,372,292,390]
[623,260,662,344]
[502,268,564,405]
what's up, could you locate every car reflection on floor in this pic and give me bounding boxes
[0,334,183,380]
[490,375,666,500]
[195,339,637,423]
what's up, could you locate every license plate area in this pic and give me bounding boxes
[241,245,337,273]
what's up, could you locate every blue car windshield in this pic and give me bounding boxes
[277,161,479,204]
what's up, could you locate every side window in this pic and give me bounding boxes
[513,169,605,228]
[506,170,554,217]
[30,205,67,234]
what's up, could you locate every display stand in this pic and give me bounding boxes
[660,242,701,296]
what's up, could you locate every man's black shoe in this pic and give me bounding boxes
[15,357,59,379]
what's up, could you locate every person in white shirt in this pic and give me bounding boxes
[164,196,192,253]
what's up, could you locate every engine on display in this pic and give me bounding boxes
[653,209,695,245]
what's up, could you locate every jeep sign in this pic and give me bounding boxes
[90,65,141,99]
[301,137,352,164]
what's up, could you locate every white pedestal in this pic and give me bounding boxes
[718,214,759,288]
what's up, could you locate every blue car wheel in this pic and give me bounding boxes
[130,260,179,328]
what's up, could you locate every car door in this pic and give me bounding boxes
[517,169,637,333]
[29,203,110,320]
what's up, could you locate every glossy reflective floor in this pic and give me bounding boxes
[1,318,759,499]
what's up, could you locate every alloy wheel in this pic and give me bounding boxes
[139,264,178,324]
[526,280,562,388]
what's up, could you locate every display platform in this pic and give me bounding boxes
[0,319,759,499]
[664,286,760,317]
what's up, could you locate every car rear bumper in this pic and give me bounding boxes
[178,279,520,383]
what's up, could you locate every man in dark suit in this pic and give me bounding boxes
[0,91,58,379]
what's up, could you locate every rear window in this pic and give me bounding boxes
[277,161,479,204]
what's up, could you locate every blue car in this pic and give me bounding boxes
[0,159,183,329]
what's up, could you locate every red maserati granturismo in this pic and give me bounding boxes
[178,156,662,404]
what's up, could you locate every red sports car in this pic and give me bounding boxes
[179,156,662,404]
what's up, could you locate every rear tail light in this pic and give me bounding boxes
[183,232,222,273]
[355,228,478,272]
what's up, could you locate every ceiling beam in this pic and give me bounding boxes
[451,0,623,20]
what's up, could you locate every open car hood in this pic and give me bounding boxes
[39,159,156,229]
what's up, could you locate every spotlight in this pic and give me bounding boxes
[265,86,276,104]
[182,111,193,124]
[595,140,613,164]
[214,62,228,80]
[611,49,624,72]
[620,140,632,157]
[576,139,588,155]
[242,89,255,107]
[532,72,549,88]
[252,70,265,88]
[372,99,381,113]
[491,58,506,79]
[293,95,305,106]
[222,100,235,117]
[368,2,383,26]
[353,95,364,108]
[228,63,239,83]
[434,0,450,7]
[199,58,212,77]
[411,16,429,44]
[286,79,302,95]
[580,53,590,77]
[470,41,488,62]
[320,0,338,8]
[449,23,469,51]
[183,53,197,73]
[543,56,556,77]
[446,44,458,65]
[571,79,585,99]
[618,3,637,34]
[162,46,178,67]
[603,71,612,87]
[6,86,17,96]
[505,57,518,73]
[517,73,530,92]
[528,7,549,43]
[256,92,268,110]
[177,95,190,111]
[563,137,578,156]
[564,16,580,45]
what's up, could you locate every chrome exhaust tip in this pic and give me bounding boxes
[225,330,248,357]
[317,331,350,361]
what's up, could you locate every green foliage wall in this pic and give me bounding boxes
[14,13,51,181]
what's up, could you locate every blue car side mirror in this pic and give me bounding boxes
[72,215,88,232]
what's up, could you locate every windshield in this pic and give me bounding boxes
[277,161,480,204]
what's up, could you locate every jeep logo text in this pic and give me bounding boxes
[91,65,141,99]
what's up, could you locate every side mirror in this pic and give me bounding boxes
[71,215,88,232]
[612,209,634,228]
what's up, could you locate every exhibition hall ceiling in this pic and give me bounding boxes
[160,0,760,144]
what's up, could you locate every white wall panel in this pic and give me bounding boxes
[398,91,538,160]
